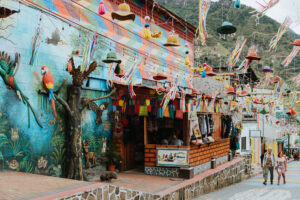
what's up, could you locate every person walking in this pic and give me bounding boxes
[277,151,287,185]
[262,147,277,185]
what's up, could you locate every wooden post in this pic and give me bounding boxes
[144,116,147,145]
[183,113,190,146]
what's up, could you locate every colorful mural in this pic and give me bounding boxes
[0,1,112,177]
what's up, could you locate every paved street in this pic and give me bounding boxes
[196,161,300,200]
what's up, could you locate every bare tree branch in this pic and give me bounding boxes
[83,61,97,80]
[83,88,116,106]
[55,95,72,117]
[55,78,68,94]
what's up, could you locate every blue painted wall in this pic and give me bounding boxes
[0,1,114,176]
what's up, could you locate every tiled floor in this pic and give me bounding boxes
[0,158,243,200]
[104,170,184,193]
[0,171,102,200]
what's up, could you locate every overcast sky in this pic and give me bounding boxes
[212,0,300,34]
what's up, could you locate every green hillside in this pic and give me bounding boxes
[157,0,300,81]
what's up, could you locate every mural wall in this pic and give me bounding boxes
[0,1,113,176]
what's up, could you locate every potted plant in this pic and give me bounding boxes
[101,141,122,171]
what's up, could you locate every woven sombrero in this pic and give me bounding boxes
[246,52,261,61]
[290,39,300,46]
[164,34,180,47]
[205,65,217,76]
[102,51,122,64]
[153,73,167,81]
[111,3,135,21]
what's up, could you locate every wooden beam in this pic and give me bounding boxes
[144,117,147,145]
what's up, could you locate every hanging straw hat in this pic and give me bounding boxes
[246,52,261,61]
[163,33,180,47]
[192,89,198,96]
[262,66,273,73]
[102,51,122,63]
[259,108,268,115]
[290,39,300,46]
[153,73,167,80]
[111,3,135,21]
[225,86,236,95]
[204,94,213,100]
[205,65,217,76]
[286,107,296,116]
[217,21,237,35]
[157,87,166,93]
[239,90,248,97]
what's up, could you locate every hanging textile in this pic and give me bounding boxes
[196,0,211,46]
[29,25,42,66]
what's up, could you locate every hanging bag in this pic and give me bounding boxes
[163,106,170,118]
[175,110,183,119]
[139,105,148,117]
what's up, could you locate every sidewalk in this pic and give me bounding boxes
[0,157,248,200]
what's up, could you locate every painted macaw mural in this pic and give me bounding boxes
[0,1,113,176]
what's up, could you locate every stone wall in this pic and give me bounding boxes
[161,155,252,200]
[58,156,251,200]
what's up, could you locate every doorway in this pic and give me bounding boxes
[122,116,145,171]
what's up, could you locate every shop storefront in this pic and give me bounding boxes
[112,85,231,179]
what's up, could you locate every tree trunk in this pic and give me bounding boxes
[66,86,83,180]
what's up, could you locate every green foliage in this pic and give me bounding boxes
[100,141,122,165]
[157,0,300,80]
[50,145,65,166]
[20,158,34,173]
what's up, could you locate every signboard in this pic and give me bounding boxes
[156,148,189,167]
[249,130,261,137]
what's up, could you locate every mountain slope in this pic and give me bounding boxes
[157,0,300,81]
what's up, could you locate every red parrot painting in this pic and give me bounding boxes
[41,66,57,124]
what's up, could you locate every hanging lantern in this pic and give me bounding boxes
[98,1,106,16]
[153,73,167,81]
[114,63,121,74]
[201,69,207,78]
[234,0,241,9]
[217,21,237,35]
[185,51,190,66]
[111,3,135,21]
[144,23,152,39]
[164,32,180,47]
[224,82,229,89]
